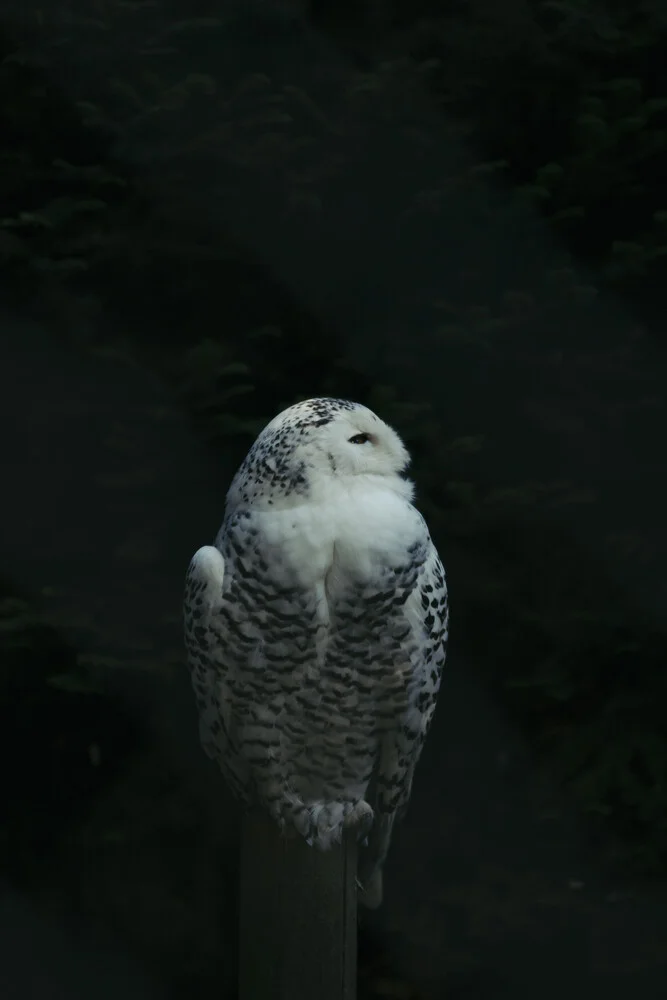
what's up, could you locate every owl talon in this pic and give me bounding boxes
[343,799,374,841]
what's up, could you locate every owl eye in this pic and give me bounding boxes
[348,432,371,445]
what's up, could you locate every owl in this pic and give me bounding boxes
[184,397,448,906]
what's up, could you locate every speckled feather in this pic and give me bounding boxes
[184,398,448,904]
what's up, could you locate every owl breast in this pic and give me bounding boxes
[244,477,424,595]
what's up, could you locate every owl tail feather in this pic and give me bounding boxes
[358,868,383,909]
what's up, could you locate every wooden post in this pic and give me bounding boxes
[239,808,357,1000]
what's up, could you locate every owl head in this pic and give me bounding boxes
[227,398,413,509]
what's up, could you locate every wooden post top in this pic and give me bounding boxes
[239,808,358,1000]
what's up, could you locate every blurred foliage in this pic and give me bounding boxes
[0,584,141,879]
[388,0,667,325]
[0,0,666,882]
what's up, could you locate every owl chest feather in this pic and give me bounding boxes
[218,481,426,680]
[243,480,423,585]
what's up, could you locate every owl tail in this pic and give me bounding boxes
[357,811,395,909]
[358,867,383,909]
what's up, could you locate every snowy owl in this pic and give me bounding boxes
[184,397,448,906]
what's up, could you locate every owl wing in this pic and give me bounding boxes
[393,538,448,810]
[183,544,252,800]
[366,533,449,875]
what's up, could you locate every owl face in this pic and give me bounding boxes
[309,405,410,480]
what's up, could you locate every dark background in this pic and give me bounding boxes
[1,0,667,996]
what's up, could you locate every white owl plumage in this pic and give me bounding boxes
[184,397,448,906]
